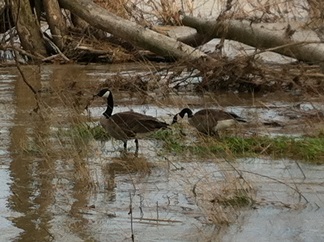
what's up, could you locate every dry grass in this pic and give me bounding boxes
[94,0,130,19]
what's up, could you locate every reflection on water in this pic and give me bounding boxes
[0,64,323,241]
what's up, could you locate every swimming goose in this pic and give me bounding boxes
[95,88,168,154]
[172,108,246,136]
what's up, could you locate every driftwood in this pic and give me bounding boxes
[182,15,324,64]
[59,0,210,62]
[3,0,324,67]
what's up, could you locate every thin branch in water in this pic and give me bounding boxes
[139,194,144,219]
[164,156,184,171]
[156,201,159,225]
[129,192,135,242]
[295,160,306,179]
[7,0,40,112]
[39,225,55,240]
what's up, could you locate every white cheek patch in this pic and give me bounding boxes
[102,90,110,98]
[215,119,236,131]
[179,114,189,124]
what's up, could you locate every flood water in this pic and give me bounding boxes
[1,64,324,241]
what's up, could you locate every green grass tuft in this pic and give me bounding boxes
[152,128,185,153]
[217,194,253,208]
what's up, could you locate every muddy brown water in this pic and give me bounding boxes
[0,64,324,241]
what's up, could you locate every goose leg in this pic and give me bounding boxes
[213,131,220,139]
[135,139,139,156]
[123,141,127,151]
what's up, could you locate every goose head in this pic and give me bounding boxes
[95,88,114,117]
[172,108,193,124]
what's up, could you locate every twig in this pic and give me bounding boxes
[129,192,135,242]
[42,33,70,63]
[7,1,40,112]
[223,158,249,183]
[295,160,306,179]
[164,156,184,170]
[41,54,61,62]
[39,225,55,240]
[139,194,144,219]
[156,201,159,225]
[132,217,182,223]
[192,176,204,200]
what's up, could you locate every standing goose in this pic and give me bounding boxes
[172,108,246,136]
[95,88,168,154]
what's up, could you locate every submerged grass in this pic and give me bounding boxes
[223,136,324,163]
[152,129,324,163]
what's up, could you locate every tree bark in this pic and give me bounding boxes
[10,0,47,58]
[58,0,210,62]
[182,15,324,64]
[0,0,6,15]
[71,13,88,29]
[43,0,67,50]
[152,25,209,47]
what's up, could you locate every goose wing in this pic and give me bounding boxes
[112,111,168,134]
[190,109,220,133]
[226,112,246,122]
[195,109,245,122]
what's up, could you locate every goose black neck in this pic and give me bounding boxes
[103,92,114,118]
[179,108,193,118]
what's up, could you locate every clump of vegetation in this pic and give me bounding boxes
[213,190,253,208]
[152,127,185,153]
[193,174,255,226]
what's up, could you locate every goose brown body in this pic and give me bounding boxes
[96,88,168,153]
[173,108,246,136]
[100,111,168,143]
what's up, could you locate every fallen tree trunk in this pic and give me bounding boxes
[58,0,210,62]
[152,25,210,47]
[182,15,324,64]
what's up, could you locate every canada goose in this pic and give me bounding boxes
[172,108,246,136]
[95,88,168,154]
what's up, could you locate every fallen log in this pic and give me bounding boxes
[152,25,210,47]
[59,0,212,62]
[182,15,324,64]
